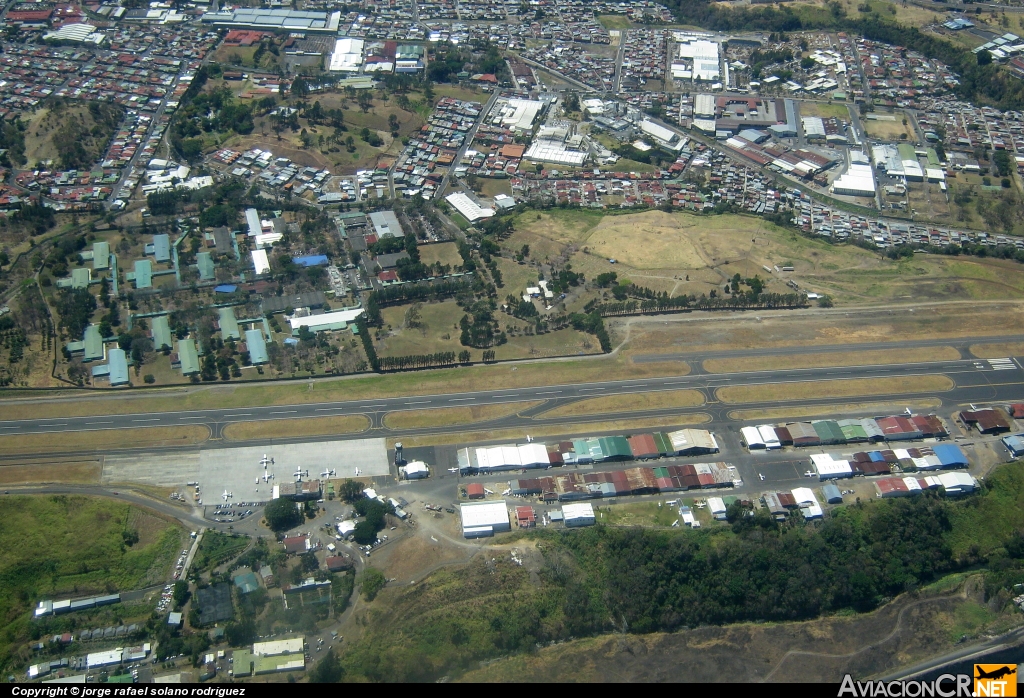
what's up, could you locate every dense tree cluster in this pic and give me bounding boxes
[552,494,957,636]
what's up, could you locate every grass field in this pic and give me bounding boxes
[0,426,209,454]
[969,342,1024,359]
[418,242,464,269]
[596,501,680,527]
[0,461,102,485]
[391,414,711,447]
[479,179,513,198]
[539,390,704,418]
[703,346,959,373]
[716,375,954,404]
[0,495,182,673]
[378,300,603,361]
[222,415,369,441]
[191,531,249,575]
[384,401,542,430]
[798,102,851,120]
[727,398,943,422]
[508,208,1024,304]
[597,14,632,29]
[862,114,915,141]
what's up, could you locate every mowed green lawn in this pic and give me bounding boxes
[0,496,183,672]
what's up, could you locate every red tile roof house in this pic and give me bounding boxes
[282,535,309,554]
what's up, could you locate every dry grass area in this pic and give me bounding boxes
[222,415,369,441]
[0,426,209,455]
[728,398,943,422]
[456,577,1009,682]
[418,242,464,269]
[969,342,1024,359]
[384,401,542,430]
[0,461,101,485]
[703,346,959,373]
[862,114,915,141]
[391,414,711,447]
[370,533,473,584]
[617,302,1024,358]
[539,390,704,418]
[717,375,954,404]
[799,102,851,120]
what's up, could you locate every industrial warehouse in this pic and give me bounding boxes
[457,428,719,473]
[742,413,948,450]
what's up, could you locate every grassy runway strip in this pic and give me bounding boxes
[539,390,704,418]
[0,425,209,455]
[222,415,370,441]
[703,347,959,374]
[728,398,943,422]
[0,461,102,485]
[968,342,1024,359]
[384,402,542,430]
[716,375,954,404]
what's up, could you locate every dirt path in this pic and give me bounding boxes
[761,590,967,682]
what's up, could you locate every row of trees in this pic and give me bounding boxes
[593,291,808,317]
[378,352,460,371]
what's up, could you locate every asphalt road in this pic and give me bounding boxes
[1,345,1022,441]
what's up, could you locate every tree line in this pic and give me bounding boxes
[378,352,458,371]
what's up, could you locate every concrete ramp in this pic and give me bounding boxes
[102,452,201,486]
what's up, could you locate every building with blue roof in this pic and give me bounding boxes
[821,483,843,504]
[151,234,170,263]
[244,328,269,365]
[292,255,329,267]
[932,443,969,468]
[214,284,238,294]
[151,315,172,351]
[1003,434,1024,458]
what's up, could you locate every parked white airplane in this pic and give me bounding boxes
[221,490,232,501]
[260,454,274,467]
[262,472,273,483]
[293,468,308,479]
[320,469,336,478]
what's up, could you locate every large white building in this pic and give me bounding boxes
[492,98,544,133]
[461,501,511,538]
[457,443,551,473]
[831,163,876,197]
[253,638,304,657]
[445,192,495,222]
[329,38,364,72]
[677,39,720,81]
[562,502,595,527]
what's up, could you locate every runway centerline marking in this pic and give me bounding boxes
[85,420,113,425]
[224,413,252,418]
[270,410,298,415]
[491,394,520,398]
[178,416,206,420]
[536,391,562,395]
[132,418,160,423]
[38,423,68,427]
[449,398,476,402]
[405,400,430,405]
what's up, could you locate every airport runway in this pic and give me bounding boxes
[1,353,1022,441]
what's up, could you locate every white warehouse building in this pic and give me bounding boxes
[562,502,596,527]
[329,38,364,72]
[461,501,511,538]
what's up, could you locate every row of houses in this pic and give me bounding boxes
[506,462,738,502]
[457,428,719,474]
[808,443,969,480]
[742,413,949,451]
